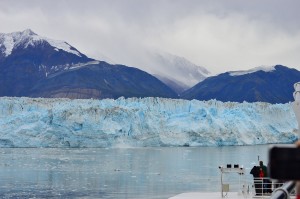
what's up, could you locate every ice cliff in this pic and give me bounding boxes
[0,97,297,148]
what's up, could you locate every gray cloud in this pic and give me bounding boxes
[1,0,300,74]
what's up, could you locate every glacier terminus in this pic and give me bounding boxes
[0,97,297,148]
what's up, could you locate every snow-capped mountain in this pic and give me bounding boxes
[182,65,300,103]
[91,50,210,94]
[0,29,177,99]
[0,97,297,147]
[147,52,210,94]
[0,29,83,58]
[0,29,93,74]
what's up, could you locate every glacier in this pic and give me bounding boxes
[0,97,297,148]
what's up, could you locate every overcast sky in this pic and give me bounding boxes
[1,0,300,74]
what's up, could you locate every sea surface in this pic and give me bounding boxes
[0,145,270,199]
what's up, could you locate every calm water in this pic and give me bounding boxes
[0,145,270,199]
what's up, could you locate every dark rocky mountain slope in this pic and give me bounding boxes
[0,29,177,99]
[182,65,300,103]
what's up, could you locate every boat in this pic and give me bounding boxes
[169,163,296,199]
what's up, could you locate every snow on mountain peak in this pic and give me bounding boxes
[22,29,37,36]
[149,51,210,87]
[0,29,81,57]
[229,65,276,76]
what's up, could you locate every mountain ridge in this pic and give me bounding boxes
[2,29,300,104]
[144,51,210,93]
[182,65,300,103]
[0,29,177,99]
[0,29,84,58]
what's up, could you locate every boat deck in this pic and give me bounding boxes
[169,192,245,199]
[169,192,294,199]
[169,165,296,199]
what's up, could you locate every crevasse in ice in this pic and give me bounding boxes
[0,97,297,148]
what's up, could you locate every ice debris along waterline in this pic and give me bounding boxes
[0,97,297,148]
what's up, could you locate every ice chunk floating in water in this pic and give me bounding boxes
[0,97,297,147]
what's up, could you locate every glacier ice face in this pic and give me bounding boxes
[0,97,297,148]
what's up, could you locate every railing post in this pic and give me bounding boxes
[270,181,295,199]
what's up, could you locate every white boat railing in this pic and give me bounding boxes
[269,181,296,199]
[250,178,296,198]
[219,165,296,198]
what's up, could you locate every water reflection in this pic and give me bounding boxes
[0,146,269,198]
